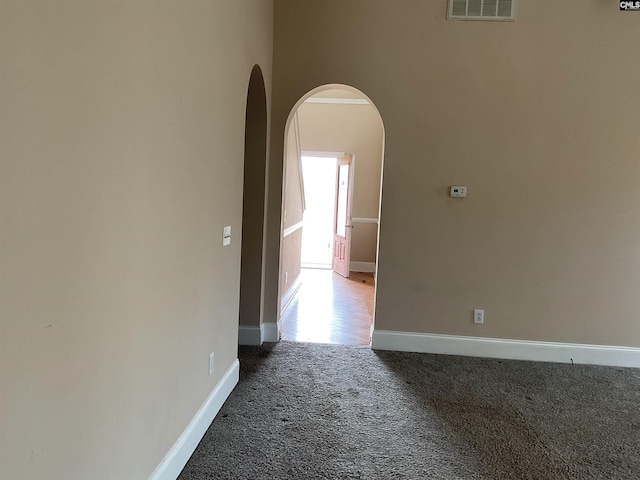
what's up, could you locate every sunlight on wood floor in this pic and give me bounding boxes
[280,268,374,345]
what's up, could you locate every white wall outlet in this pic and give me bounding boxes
[450,185,467,198]
[222,226,231,246]
[473,309,484,324]
[209,352,215,375]
[285,271,288,284]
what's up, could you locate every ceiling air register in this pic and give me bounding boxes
[448,0,514,21]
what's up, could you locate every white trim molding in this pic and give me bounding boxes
[149,360,239,480]
[350,261,376,273]
[282,221,303,238]
[238,325,262,346]
[304,97,370,105]
[351,217,379,224]
[371,330,640,368]
[263,322,279,343]
[301,150,345,158]
[238,322,280,346]
[280,275,303,313]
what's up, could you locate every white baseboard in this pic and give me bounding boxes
[149,360,240,480]
[263,322,279,342]
[238,325,262,346]
[238,322,280,345]
[371,330,640,368]
[280,275,302,314]
[350,261,375,273]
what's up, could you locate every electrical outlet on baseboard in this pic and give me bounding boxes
[209,352,215,376]
[473,309,484,324]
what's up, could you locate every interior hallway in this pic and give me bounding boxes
[280,268,374,345]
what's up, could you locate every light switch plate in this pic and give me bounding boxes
[223,226,231,246]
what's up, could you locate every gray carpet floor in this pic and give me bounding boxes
[179,341,640,480]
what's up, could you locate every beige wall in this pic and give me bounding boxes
[280,114,304,301]
[297,99,383,263]
[351,222,378,265]
[268,0,640,347]
[280,229,303,298]
[283,114,304,230]
[0,1,272,479]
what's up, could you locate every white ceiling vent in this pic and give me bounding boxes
[448,0,514,21]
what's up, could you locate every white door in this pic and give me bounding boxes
[332,155,353,278]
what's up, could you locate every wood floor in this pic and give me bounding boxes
[280,268,375,345]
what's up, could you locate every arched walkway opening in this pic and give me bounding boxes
[238,65,268,344]
[277,84,385,345]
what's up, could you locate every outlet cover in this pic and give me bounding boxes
[209,352,215,375]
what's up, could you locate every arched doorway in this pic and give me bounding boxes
[238,65,268,345]
[278,84,385,345]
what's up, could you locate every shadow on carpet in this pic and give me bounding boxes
[179,341,640,480]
